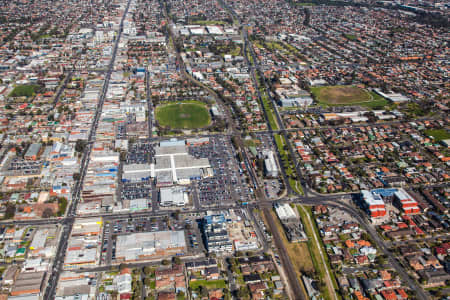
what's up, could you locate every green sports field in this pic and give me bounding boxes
[155,101,211,129]
[311,85,388,108]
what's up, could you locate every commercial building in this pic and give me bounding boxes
[55,271,96,300]
[202,213,233,253]
[10,271,45,297]
[263,150,278,178]
[274,202,307,242]
[24,143,42,161]
[28,227,57,258]
[274,202,297,222]
[122,164,152,182]
[115,231,186,262]
[160,187,188,206]
[64,218,102,269]
[151,139,210,186]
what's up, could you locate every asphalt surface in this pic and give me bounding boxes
[42,1,132,298]
[7,2,430,300]
[263,207,306,300]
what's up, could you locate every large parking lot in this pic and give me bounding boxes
[263,179,282,199]
[121,181,152,200]
[6,158,43,175]
[126,142,152,164]
[188,136,251,206]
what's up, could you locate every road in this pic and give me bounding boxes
[146,69,153,140]
[216,1,429,299]
[3,2,427,300]
[262,208,306,300]
[299,205,337,300]
[291,197,429,299]
[42,0,132,298]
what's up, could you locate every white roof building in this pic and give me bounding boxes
[274,203,297,221]
[160,187,188,206]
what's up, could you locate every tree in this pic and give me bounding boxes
[161,259,170,266]
[143,266,152,275]
[237,286,248,298]
[73,173,80,181]
[42,207,54,218]
[75,139,87,153]
[199,285,208,298]
[4,203,15,219]
[120,151,127,161]
[144,277,152,286]
[172,210,180,220]
[173,256,181,265]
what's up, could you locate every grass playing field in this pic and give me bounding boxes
[155,101,211,129]
[311,85,388,108]
[9,84,40,98]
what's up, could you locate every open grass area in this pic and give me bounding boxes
[293,2,317,5]
[155,101,211,129]
[243,139,261,147]
[298,206,340,300]
[424,129,450,142]
[289,178,304,195]
[261,93,279,130]
[274,134,303,195]
[9,84,40,97]
[190,20,228,25]
[189,279,226,290]
[268,211,314,288]
[255,72,279,130]
[343,34,358,41]
[311,86,388,108]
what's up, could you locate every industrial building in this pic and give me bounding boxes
[115,231,186,262]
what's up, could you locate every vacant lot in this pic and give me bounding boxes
[189,279,226,290]
[424,129,450,142]
[311,86,388,108]
[155,101,211,129]
[268,211,314,277]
